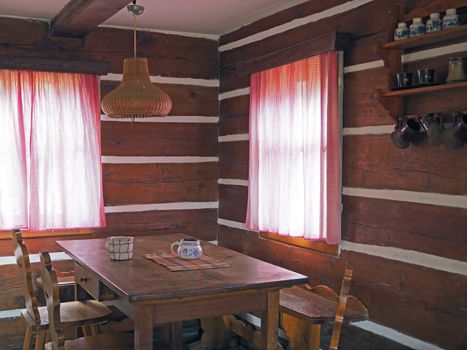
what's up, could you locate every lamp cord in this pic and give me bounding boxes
[133,14,136,58]
[132,10,136,123]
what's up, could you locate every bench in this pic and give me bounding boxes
[231,267,368,350]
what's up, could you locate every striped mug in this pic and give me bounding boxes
[105,236,134,261]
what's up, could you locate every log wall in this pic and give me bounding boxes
[0,17,218,349]
[1,1,467,349]
[218,0,467,349]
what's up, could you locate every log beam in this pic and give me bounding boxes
[51,0,132,37]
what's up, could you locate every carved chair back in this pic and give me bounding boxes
[11,229,40,323]
[40,251,65,350]
[329,266,353,350]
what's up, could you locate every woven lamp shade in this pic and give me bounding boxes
[101,57,172,118]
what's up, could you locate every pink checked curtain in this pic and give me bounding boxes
[0,70,105,231]
[246,52,341,244]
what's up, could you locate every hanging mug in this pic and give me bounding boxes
[420,114,443,146]
[390,118,425,149]
[441,113,467,150]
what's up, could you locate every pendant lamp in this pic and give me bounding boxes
[101,2,172,118]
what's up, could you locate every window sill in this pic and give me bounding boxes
[0,229,92,240]
[260,231,339,256]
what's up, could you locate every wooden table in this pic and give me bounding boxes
[57,234,307,350]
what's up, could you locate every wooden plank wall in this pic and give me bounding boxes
[218,0,467,349]
[0,18,218,349]
[1,2,467,349]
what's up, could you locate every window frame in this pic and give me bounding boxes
[0,228,92,240]
[0,68,105,231]
[260,231,340,255]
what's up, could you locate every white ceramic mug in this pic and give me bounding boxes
[171,239,202,260]
[105,236,134,261]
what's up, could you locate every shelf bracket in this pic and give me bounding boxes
[374,89,402,122]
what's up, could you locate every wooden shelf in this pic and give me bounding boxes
[382,24,467,50]
[382,81,467,97]
[376,6,467,123]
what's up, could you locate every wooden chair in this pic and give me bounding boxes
[12,230,76,290]
[40,252,133,350]
[329,267,352,350]
[280,266,368,350]
[11,230,113,350]
[36,271,75,290]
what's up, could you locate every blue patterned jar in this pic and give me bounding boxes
[426,13,442,33]
[394,22,409,40]
[443,8,459,29]
[410,17,425,37]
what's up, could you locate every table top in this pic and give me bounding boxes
[58,233,307,302]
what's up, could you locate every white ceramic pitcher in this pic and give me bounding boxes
[171,239,202,259]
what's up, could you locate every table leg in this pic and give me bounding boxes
[159,322,183,350]
[261,290,279,350]
[188,317,236,350]
[134,305,153,350]
[309,324,321,350]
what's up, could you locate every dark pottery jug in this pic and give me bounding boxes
[420,114,443,146]
[390,118,425,149]
[441,113,467,150]
[417,68,436,84]
[396,72,413,88]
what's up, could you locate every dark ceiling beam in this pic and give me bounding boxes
[51,0,133,37]
[0,56,111,75]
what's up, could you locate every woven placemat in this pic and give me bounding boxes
[145,252,230,272]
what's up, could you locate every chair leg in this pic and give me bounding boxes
[90,324,99,336]
[81,325,91,336]
[22,327,33,350]
[34,331,46,350]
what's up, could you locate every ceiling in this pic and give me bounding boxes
[0,0,309,36]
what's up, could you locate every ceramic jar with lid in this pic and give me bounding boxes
[443,8,459,29]
[410,17,425,37]
[394,22,409,40]
[426,13,442,32]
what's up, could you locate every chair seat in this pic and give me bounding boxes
[280,285,368,324]
[45,333,133,350]
[22,300,112,331]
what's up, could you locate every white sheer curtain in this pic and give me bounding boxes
[246,52,341,244]
[0,70,105,231]
[0,70,29,229]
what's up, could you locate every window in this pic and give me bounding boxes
[246,51,342,252]
[0,69,105,232]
